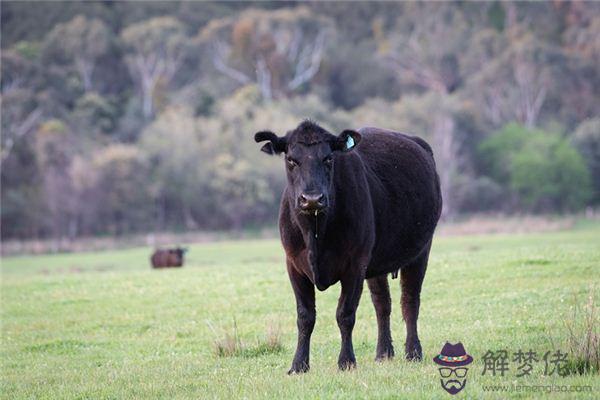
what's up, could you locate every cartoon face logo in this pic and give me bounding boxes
[433,342,474,395]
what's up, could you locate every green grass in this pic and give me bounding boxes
[1,225,599,399]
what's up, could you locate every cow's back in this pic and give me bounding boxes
[151,250,170,268]
[356,127,442,276]
[151,251,162,268]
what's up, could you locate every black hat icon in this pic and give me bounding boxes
[433,342,473,367]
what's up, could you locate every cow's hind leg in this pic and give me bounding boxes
[400,241,431,361]
[367,275,394,361]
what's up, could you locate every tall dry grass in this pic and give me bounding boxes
[564,289,599,375]
[207,319,284,358]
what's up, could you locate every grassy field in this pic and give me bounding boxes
[1,223,599,399]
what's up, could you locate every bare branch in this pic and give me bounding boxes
[256,56,272,100]
[287,28,302,62]
[1,107,43,164]
[513,58,548,127]
[385,53,447,93]
[74,57,94,92]
[288,30,326,90]
[1,78,24,94]
[212,40,251,85]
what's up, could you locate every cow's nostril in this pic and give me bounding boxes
[299,193,326,210]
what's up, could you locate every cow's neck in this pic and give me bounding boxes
[289,197,336,291]
[294,210,328,245]
[304,212,328,290]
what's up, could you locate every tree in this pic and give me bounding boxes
[43,15,112,92]
[379,3,473,94]
[1,45,45,166]
[121,17,189,118]
[478,122,529,185]
[198,7,332,100]
[573,118,600,204]
[88,145,152,235]
[562,7,600,66]
[323,40,399,110]
[140,107,208,230]
[0,108,45,238]
[34,119,78,238]
[207,153,272,229]
[483,32,551,129]
[0,91,43,165]
[557,11,600,129]
[511,135,591,211]
[71,92,119,136]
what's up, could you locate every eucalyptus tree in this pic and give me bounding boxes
[121,17,189,118]
[197,7,333,100]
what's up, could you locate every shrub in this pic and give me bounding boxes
[479,123,592,212]
[452,175,505,213]
[573,118,600,204]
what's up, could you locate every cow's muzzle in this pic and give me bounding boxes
[298,193,326,213]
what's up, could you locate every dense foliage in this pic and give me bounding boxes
[1,1,598,239]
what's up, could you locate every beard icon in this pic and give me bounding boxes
[439,367,468,395]
[433,342,474,395]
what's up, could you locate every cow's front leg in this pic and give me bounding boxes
[287,260,316,374]
[336,271,365,370]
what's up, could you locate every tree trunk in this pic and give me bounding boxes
[183,204,199,230]
[142,82,154,119]
[75,57,94,92]
[433,112,457,219]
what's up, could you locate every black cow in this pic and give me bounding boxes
[255,120,442,373]
[151,247,187,268]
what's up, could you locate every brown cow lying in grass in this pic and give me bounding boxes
[151,247,187,268]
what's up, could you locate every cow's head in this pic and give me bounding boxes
[255,120,361,215]
[171,247,187,260]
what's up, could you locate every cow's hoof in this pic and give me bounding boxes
[338,355,357,370]
[405,340,422,361]
[375,345,395,361]
[287,362,309,375]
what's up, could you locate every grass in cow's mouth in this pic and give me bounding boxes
[1,221,599,398]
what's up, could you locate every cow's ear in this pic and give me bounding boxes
[333,130,362,152]
[254,130,287,155]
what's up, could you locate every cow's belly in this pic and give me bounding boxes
[365,225,434,278]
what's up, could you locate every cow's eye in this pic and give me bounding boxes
[287,157,298,168]
[323,155,333,166]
